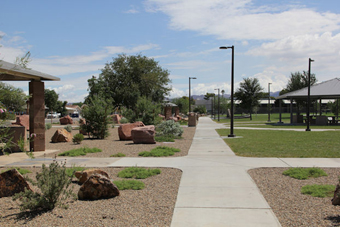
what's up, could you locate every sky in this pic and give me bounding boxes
[1,0,340,102]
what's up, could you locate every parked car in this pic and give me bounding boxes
[47,112,58,119]
[71,111,79,118]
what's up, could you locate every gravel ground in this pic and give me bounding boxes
[45,125,195,158]
[0,167,182,227]
[248,167,340,227]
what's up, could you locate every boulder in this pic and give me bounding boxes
[111,114,121,124]
[168,116,178,122]
[0,169,32,198]
[12,114,29,130]
[75,169,110,184]
[118,121,145,140]
[51,129,73,143]
[78,174,120,200]
[332,184,340,205]
[59,115,73,125]
[131,125,156,144]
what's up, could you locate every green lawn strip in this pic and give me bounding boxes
[138,146,180,157]
[113,180,145,190]
[301,184,335,197]
[110,153,126,157]
[155,135,182,142]
[282,167,328,180]
[1,167,31,175]
[117,167,161,179]
[58,147,102,157]
[65,166,86,177]
[233,124,340,129]
[217,129,340,157]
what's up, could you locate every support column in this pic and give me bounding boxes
[290,98,293,124]
[29,81,45,151]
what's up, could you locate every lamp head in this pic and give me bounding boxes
[189,77,197,79]
[219,46,233,49]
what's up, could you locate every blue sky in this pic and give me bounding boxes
[1,0,340,102]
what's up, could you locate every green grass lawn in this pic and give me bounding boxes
[216,129,340,157]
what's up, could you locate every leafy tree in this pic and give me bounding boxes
[328,100,340,116]
[0,82,27,113]
[193,105,207,114]
[55,100,67,116]
[172,96,190,114]
[204,93,215,100]
[44,89,58,114]
[234,78,264,120]
[81,95,112,139]
[281,71,317,115]
[86,54,171,109]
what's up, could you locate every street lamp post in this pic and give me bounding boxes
[268,83,272,122]
[213,94,216,120]
[220,45,235,137]
[189,77,197,113]
[306,58,314,131]
[215,88,220,121]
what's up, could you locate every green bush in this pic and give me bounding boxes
[283,167,328,180]
[156,120,183,137]
[155,135,175,142]
[110,153,126,157]
[119,117,129,124]
[12,161,75,211]
[301,184,335,197]
[117,167,161,179]
[58,147,102,157]
[113,180,145,190]
[193,105,207,114]
[72,133,84,144]
[139,146,180,157]
[45,123,52,130]
[64,125,73,132]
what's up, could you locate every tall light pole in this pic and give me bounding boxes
[268,83,272,122]
[213,94,216,120]
[189,77,197,113]
[215,88,220,121]
[306,58,314,131]
[220,45,235,137]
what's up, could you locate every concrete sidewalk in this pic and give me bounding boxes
[2,117,340,226]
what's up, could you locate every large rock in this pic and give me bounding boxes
[12,115,29,130]
[118,121,145,140]
[332,184,340,205]
[75,169,110,184]
[59,115,73,125]
[131,125,156,144]
[78,174,120,200]
[0,169,32,198]
[51,129,73,143]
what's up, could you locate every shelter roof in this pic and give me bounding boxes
[276,78,340,100]
[0,60,60,81]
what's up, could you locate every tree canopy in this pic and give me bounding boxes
[44,89,59,113]
[0,82,27,113]
[86,54,171,109]
[234,77,263,120]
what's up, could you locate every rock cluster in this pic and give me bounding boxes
[118,121,145,140]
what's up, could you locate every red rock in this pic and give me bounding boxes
[332,184,340,205]
[74,169,110,184]
[118,121,145,140]
[78,174,120,200]
[51,129,73,143]
[0,169,32,198]
[12,115,29,130]
[59,115,73,125]
[131,125,156,144]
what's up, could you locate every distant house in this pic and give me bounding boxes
[66,105,82,117]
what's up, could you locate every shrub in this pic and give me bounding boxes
[58,147,102,157]
[110,153,126,157]
[117,167,161,179]
[81,95,112,139]
[12,161,75,211]
[64,125,73,132]
[301,184,335,197]
[193,105,207,114]
[283,167,328,180]
[45,123,52,130]
[156,120,183,137]
[72,133,84,144]
[119,117,129,124]
[138,146,180,157]
[113,180,145,190]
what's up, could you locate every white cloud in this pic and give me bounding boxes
[146,0,340,40]
[50,84,76,94]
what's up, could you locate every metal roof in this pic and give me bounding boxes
[0,60,60,81]
[276,78,340,100]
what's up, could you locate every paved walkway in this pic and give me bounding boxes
[2,117,340,226]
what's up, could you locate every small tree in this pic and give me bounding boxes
[193,105,206,114]
[81,95,112,139]
[234,78,264,120]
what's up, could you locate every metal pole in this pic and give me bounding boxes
[218,89,220,121]
[189,77,191,113]
[213,94,216,120]
[306,58,314,131]
[268,83,271,122]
